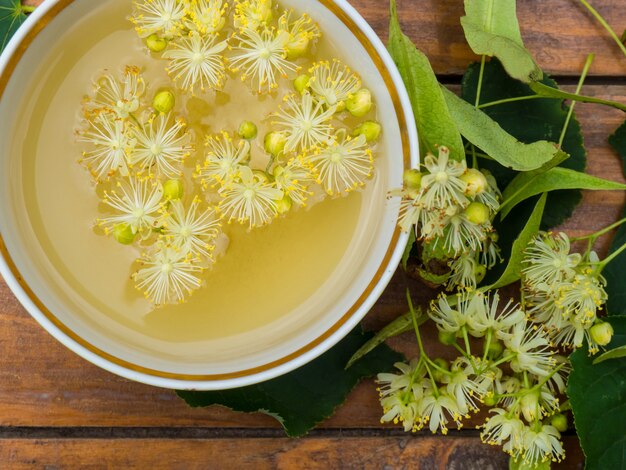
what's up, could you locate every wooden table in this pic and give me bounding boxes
[3,0,625,468]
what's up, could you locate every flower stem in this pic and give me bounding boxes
[477,95,545,109]
[558,54,594,147]
[571,217,626,242]
[21,5,36,13]
[598,240,626,270]
[482,329,493,363]
[579,0,626,58]
[474,55,487,108]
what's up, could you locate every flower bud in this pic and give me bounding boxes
[276,194,293,214]
[286,34,311,59]
[113,223,136,245]
[163,179,184,200]
[238,121,258,140]
[474,263,487,284]
[484,338,504,360]
[551,413,568,432]
[438,330,457,346]
[590,321,614,346]
[460,168,488,197]
[264,132,287,157]
[464,202,490,225]
[353,121,381,143]
[346,88,373,117]
[432,358,449,383]
[520,391,541,423]
[146,34,168,53]
[483,394,498,407]
[403,169,422,190]
[293,74,311,94]
[153,90,175,114]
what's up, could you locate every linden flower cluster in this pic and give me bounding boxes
[79,67,221,306]
[394,146,502,290]
[130,0,321,94]
[377,291,569,467]
[77,1,382,307]
[522,231,612,354]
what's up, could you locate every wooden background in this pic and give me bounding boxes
[3,0,626,468]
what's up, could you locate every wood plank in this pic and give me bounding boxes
[0,436,584,469]
[0,86,624,431]
[21,0,626,77]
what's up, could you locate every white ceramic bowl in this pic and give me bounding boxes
[0,0,418,390]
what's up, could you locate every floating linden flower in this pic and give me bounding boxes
[273,92,336,153]
[162,197,221,260]
[218,165,284,228]
[308,133,373,195]
[85,67,145,119]
[277,10,321,59]
[233,0,273,30]
[131,114,192,178]
[197,131,251,186]
[184,0,228,34]
[133,244,204,305]
[230,27,299,93]
[130,0,186,38]
[163,31,229,94]
[272,157,314,207]
[308,59,361,108]
[98,177,164,239]
[78,115,133,181]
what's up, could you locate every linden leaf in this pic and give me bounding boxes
[593,345,626,364]
[388,0,464,160]
[441,86,563,172]
[604,122,626,315]
[177,327,403,437]
[568,316,626,470]
[460,0,542,83]
[530,82,626,113]
[462,59,586,229]
[500,167,626,219]
[346,310,424,369]
[486,193,546,290]
[0,0,28,53]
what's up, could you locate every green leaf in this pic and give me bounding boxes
[177,327,404,437]
[486,193,546,290]
[460,0,542,83]
[462,59,587,229]
[568,316,626,470]
[441,86,563,171]
[500,167,626,218]
[401,230,416,270]
[388,0,464,160]
[346,310,425,369]
[0,0,28,53]
[604,122,626,315]
[530,82,626,112]
[593,345,626,364]
[509,456,550,470]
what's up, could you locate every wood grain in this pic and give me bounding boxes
[0,436,585,470]
[3,0,626,468]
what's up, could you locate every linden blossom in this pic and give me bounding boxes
[77,0,382,307]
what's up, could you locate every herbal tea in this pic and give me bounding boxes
[19,0,385,341]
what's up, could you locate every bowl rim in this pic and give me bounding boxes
[0,0,419,390]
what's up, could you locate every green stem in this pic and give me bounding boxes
[579,0,626,58]
[599,240,626,270]
[474,55,487,108]
[478,95,544,109]
[488,354,517,370]
[21,5,36,13]
[571,217,626,242]
[558,54,595,147]
[482,329,493,363]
